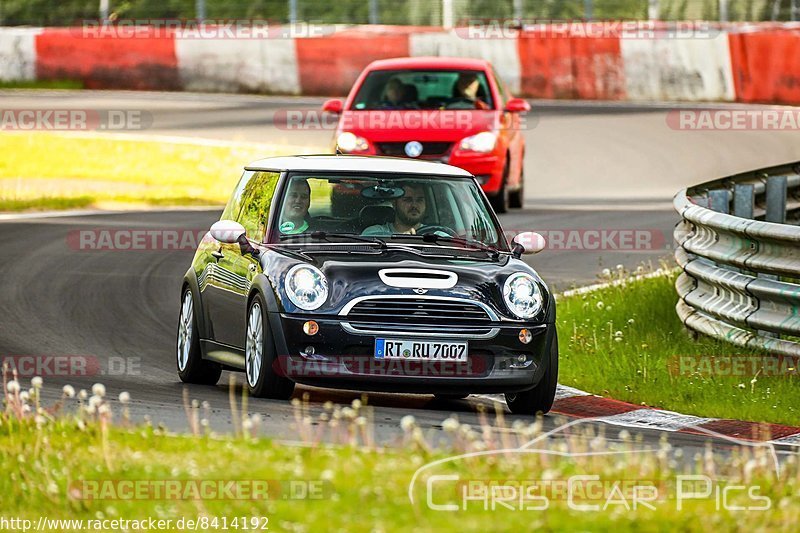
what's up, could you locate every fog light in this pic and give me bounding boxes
[303,346,315,356]
[303,321,319,336]
[518,328,532,344]
[517,354,526,363]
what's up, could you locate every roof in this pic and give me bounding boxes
[365,56,492,71]
[245,155,473,177]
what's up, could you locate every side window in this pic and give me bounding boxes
[236,171,280,242]
[220,170,254,221]
[491,68,508,105]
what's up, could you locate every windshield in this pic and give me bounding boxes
[270,173,505,250]
[351,69,494,111]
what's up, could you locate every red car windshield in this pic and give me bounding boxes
[351,69,494,111]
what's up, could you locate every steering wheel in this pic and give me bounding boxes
[417,225,458,237]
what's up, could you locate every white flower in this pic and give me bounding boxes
[615,264,624,271]
[351,399,362,410]
[738,383,746,389]
[627,318,635,325]
[596,301,605,310]
[62,385,75,398]
[98,404,111,415]
[442,417,459,432]
[355,416,367,426]
[618,430,631,440]
[91,383,106,397]
[614,331,623,337]
[31,377,43,389]
[78,389,88,400]
[6,380,20,394]
[242,419,253,430]
[601,268,611,278]
[118,392,130,404]
[20,391,29,402]
[89,395,102,409]
[614,337,623,342]
[35,415,47,427]
[400,415,416,431]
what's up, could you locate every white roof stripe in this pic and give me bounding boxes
[245,155,473,176]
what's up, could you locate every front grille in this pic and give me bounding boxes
[376,142,452,158]
[345,297,492,326]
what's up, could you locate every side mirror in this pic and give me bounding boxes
[504,98,530,114]
[210,220,245,244]
[511,231,546,258]
[322,98,344,114]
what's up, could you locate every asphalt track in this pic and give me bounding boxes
[2,91,800,456]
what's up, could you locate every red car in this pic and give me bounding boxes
[321,57,530,213]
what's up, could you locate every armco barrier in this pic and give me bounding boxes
[674,163,800,356]
[2,23,800,104]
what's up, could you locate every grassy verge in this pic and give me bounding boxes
[558,268,800,426]
[0,384,797,531]
[0,80,84,90]
[0,132,297,211]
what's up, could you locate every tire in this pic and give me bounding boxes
[434,393,469,401]
[509,165,524,209]
[489,159,510,214]
[177,289,222,385]
[245,294,295,399]
[505,330,558,415]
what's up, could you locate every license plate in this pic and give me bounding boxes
[374,339,468,361]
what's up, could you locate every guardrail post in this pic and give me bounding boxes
[766,176,788,224]
[733,184,755,219]
[708,189,729,213]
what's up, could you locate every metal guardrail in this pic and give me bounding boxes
[674,162,800,356]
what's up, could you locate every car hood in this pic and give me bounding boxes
[262,246,550,321]
[336,109,500,142]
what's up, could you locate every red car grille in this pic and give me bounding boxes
[376,142,452,158]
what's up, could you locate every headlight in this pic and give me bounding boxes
[503,272,543,319]
[337,132,369,152]
[459,131,497,153]
[285,264,328,311]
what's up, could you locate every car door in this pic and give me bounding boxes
[203,171,279,348]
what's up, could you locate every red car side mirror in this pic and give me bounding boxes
[322,99,344,114]
[504,98,530,113]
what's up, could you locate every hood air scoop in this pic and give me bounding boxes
[378,268,458,289]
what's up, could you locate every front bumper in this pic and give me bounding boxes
[266,313,554,394]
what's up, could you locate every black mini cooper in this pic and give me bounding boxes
[177,155,557,414]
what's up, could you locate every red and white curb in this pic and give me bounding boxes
[480,384,800,447]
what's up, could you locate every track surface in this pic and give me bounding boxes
[2,91,800,453]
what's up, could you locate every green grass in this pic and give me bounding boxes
[558,269,800,426]
[1,392,798,532]
[0,132,296,211]
[0,80,84,90]
[0,196,94,212]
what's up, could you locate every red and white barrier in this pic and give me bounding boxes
[3,23,800,105]
[0,28,40,81]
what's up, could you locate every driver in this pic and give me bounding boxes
[279,178,313,235]
[362,183,447,236]
[452,72,489,110]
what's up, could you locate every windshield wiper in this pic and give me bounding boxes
[279,231,387,249]
[390,233,504,259]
